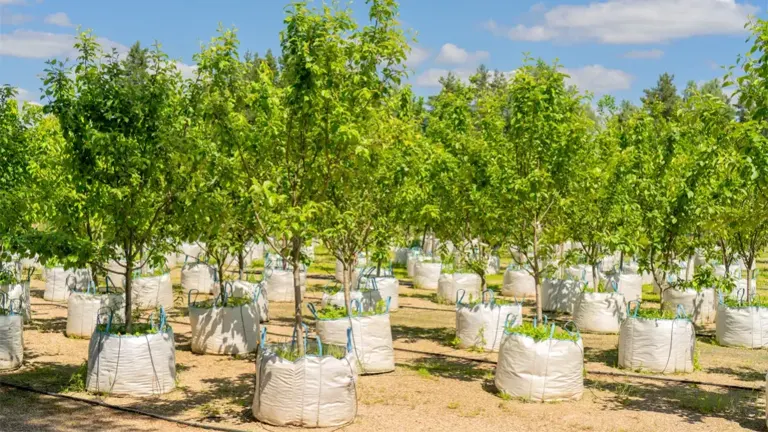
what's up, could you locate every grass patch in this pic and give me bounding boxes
[506,321,580,342]
[315,300,387,319]
[62,361,88,393]
[721,296,768,308]
[271,343,346,361]
[632,307,678,320]
[95,322,168,336]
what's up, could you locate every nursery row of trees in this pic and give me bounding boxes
[2,1,768,334]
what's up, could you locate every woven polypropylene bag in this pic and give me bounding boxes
[86,329,176,396]
[662,288,716,325]
[315,310,394,375]
[66,293,125,338]
[265,268,307,302]
[253,342,358,427]
[226,281,269,323]
[573,292,626,334]
[44,267,90,302]
[0,315,23,370]
[618,316,695,373]
[438,273,480,304]
[495,331,584,402]
[501,268,535,299]
[189,303,260,355]
[413,261,441,290]
[1,283,32,322]
[456,300,522,352]
[542,279,583,314]
[131,273,173,309]
[181,261,216,295]
[599,272,642,302]
[715,303,768,348]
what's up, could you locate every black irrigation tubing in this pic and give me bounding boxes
[0,380,255,432]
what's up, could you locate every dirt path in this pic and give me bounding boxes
[0,273,765,431]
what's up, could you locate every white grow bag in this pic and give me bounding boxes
[662,287,716,326]
[542,278,585,314]
[253,332,358,428]
[715,301,768,348]
[1,279,32,323]
[414,260,441,290]
[66,284,125,338]
[44,267,90,302]
[264,267,307,303]
[618,303,695,373]
[501,267,536,299]
[312,298,395,375]
[566,265,596,289]
[455,290,522,352]
[360,275,399,312]
[406,250,421,277]
[495,322,584,402]
[438,273,481,304]
[131,273,173,309]
[599,272,642,302]
[486,255,501,275]
[181,259,216,295]
[573,290,627,334]
[218,281,269,323]
[0,296,23,370]
[188,290,261,355]
[86,311,176,396]
[321,289,381,312]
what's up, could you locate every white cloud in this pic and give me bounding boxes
[44,12,73,27]
[174,61,198,79]
[0,30,127,59]
[435,43,490,65]
[561,65,633,94]
[406,45,430,68]
[623,49,664,59]
[0,10,33,25]
[485,0,758,44]
[415,68,474,87]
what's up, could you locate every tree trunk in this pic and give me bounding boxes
[218,262,225,294]
[124,250,134,333]
[619,251,624,272]
[90,263,100,288]
[343,261,351,312]
[238,250,245,281]
[592,264,598,292]
[685,254,693,280]
[746,261,753,302]
[533,223,542,322]
[291,236,304,356]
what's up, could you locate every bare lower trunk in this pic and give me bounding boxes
[592,264,598,292]
[746,263,753,302]
[533,223,542,322]
[90,264,100,288]
[685,254,693,280]
[619,251,624,272]
[291,236,304,356]
[124,251,134,333]
[343,261,351,312]
[238,250,245,281]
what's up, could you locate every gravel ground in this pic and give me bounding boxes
[0,267,765,431]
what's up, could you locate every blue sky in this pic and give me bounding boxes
[0,0,762,105]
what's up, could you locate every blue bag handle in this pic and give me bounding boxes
[456,289,466,306]
[385,296,392,313]
[481,290,494,305]
[260,327,267,345]
[350,299,363,317]
[307,303,319,319]
[503,313,518,331]
[611,280,619,293]
[626,299,641,317]
[316,336,324,357]
[346,327,353,353]
[188,289,200,308]
[563,320,581,339]
[253,283,262,304]
[548,323,556,339]
[675,304,688,319]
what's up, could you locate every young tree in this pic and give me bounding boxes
[626,88,731,307]
[425,72,504,289]
[185,27,259,284]
[236,0,410,349]
[41,33,187,332]
[0,87,41,269]
[491,58,592,321]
